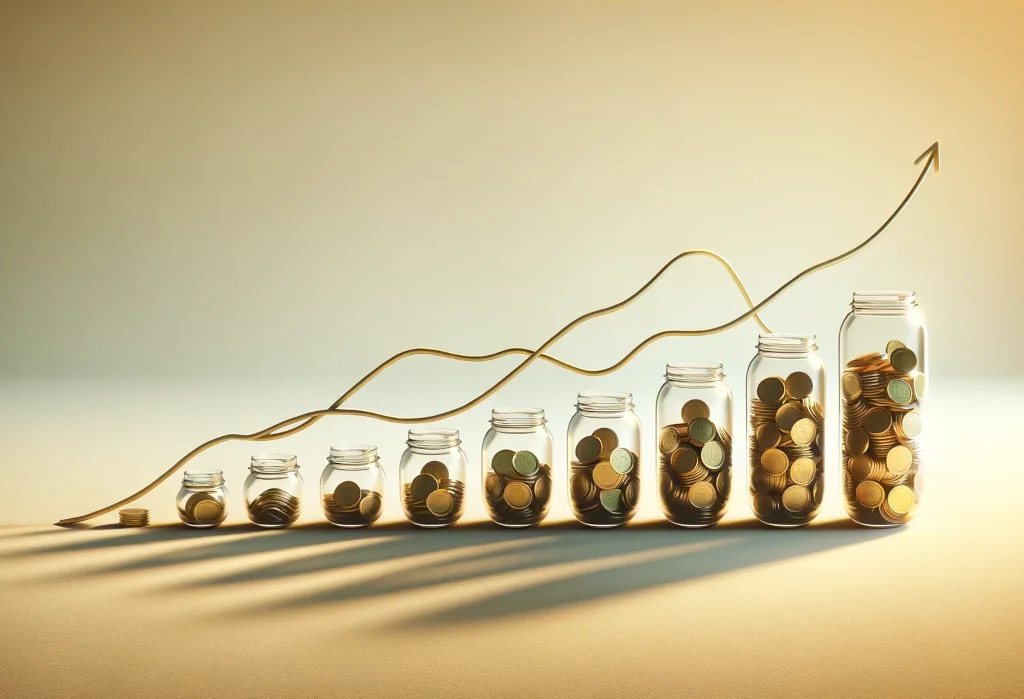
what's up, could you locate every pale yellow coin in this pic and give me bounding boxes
[781,485,811,513]
[913,372,927,400]
[760,448,789,476]
[688,482,717,510]
[789,458,815,486]
[700,441,726,471]
[900,411,923,439]
[681,399,711,423]
[886,445,914,475]
[887,485,916,515]
[790,418,817,446]
[856,480,885,508]
[885,339,906,356]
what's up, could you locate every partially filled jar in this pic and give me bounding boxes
[176,470,229,527]
[839,291,927,526]
[244,453,303,528]
[747,334,826,527]
[320,444,385,527]
[399,428,467,527]
[567,392,641,527]
[656,363,733,527]
[481,408,554,527]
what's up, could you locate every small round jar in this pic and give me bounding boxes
[244,453,303,528]
[176,471,229,528]
[839,291,927,527]
[481,408,554,528]
[399,428,468,528]
[567,392,641,528]
[320,444,385,528]
[746,334,826,527]
[655,363,733,528]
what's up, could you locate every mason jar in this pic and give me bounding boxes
[567,392,641,527]
[746,334,826,527]
[176,470,229,528]
[481,408,554,528]
[244,453,303,528]
[656,363,733,527]
[320,444,385,528]
[399,428,468,528]
[839,291,927,527]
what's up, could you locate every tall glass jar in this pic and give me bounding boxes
[244,454,303,528]
[747,334,826,527]
[481,408,554,528]
[320,444,385,528]
[839,291,927,527]
[399,428,468,528]
[567,392,641,527]
[656,363,733,527]
[176,470,229,528]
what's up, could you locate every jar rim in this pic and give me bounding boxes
[329,444,378,464]
[576,391,634,412]
[665,362,725,384]
[183,470,224,487]
[250,453,298,473]
[757,333,818,353]
[491,407,546,428]
[852,290,918,313]
[407,428,461,448]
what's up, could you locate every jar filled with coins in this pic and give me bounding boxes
[655,363,733,528]
[567,392,641,527]
[176,470,229,528]
[399,428,468,528]
[839,291,927,527]
[244,453,303,528]
[481,408,554,527]
[746,334,826,527]
[320,444,385,528]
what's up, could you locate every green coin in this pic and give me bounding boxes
[609,448,634,475]
[886,379,914,406]
[889,347,918,374]
[756,377,786,405]
[700,441,725,470]
[688,417,717,444]
[575,436,602,464]
[599,489,623,513]
[491,449,516,476]
[512,450,539,477]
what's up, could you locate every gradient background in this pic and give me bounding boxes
[1,2,1022,697]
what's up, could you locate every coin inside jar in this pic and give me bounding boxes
[359,492,383,519]
[484,472,503,499]
[333,481,362,509]
[900,411,923,439]
[599,489,623,513]
[700,441,725,470]
[671,447,699,473]
[659,426,681,454]
[841,372,862,400]
[886,445,914,475]
[886,379,914,405]
[789,457,816,486]
[681,399,711,422]
[593,461,623,489]
[193,499,223,523]
[775,403,803,431]
[575,436,602,464]
[757,377,787,405]
[845,428,870,455]
[785,371,814,399]
[687,417,716,444]
[609,448,635,475]
[781,485,811,513]
[887,485,916,515]
[688,481,717,509]
[790,418,817,446]
[862,408,893,434]
[410,473,440,502]
[421,461,449,482]
[889,347,918,373]
[591,428,619,458]
[855,480,885,508]
[755,423,781,450]
[760,448,789,476]
[424,490,454,517]
[503,481,533,510]
[512,450,539,477]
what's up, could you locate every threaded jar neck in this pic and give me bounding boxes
[576,391,634,417]
[407,428,461,452]
[183,470,225,488]
[851,291,918,316]
[250,454,299,475]
[665,362,725,387]
[757,333,817,358]
[328,444,378,467]
[491,407,546,432]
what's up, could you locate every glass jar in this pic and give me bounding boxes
[176,470,229,528]
[320,444,385,528]
[746,334,826,527]
[244,453,303,528]
[399,428,468,528]
[481,408,554,527]
[839,291,927,527]
[567,392,641,527]
[655,363,733,527]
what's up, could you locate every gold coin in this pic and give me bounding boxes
[886,379,914,406]
[755,423,781,450]
[887,485,915,515]
[913,372,927,399]
[775,402,803,431]
[425,490,454,517]
[848,455,874,481]
[700,441,725,470]
[192,499,222,523]
[671,447,699,474]
[790,418,817,446]
[886,445,913,475]
[512,450,539,477]
[781,485,811,513]
[570,474,596,503]
[785,371,814,400]
[359,492,382,519]
[120,508,148,516]
[789,458,815,486]
[841,372,862,400]
[752,493,777,517]
[622,479,639,510]
[889,347,918,373]
[609,448,635,475]
[659,426,681,454]
[716,469,731,497]
[863,408,893,435]
[757,377,787,405]
[681,399,711,423]
[534,474,551,503]
[845,428,869,455]
[885,339,906,356]
[593,461,622,489]
[333,481,362,509]
[575,436,602,464]
[687,417,716,444]
[900,411,923,439]
[592,428,619,458]
[855,480,885,508]
[760,448,789,476]
[184,492,210,520]
[688,481,717,509]
[421,461,450,481]
[491,449,516,476]
[410,473,440,502]
[484,472,503,499]
[503,481,533,510]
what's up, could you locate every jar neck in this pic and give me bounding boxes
[407,428,461,454]
[183,470,224,488]
[328,444,378,467]
[491,407,546,433]
[250,453,299,475]
[576,391,634,418]
[665,362,725,388]
[851,291,918,316]
[757,333,818,359]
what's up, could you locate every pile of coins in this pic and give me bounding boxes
[842,341,924,525]
[484,449,552,527]
[322,481,383,527]
[569,427,639,526]
[658,399,732,527]
[247,488,301,527]
[118,508,150,527]
[403,461,465,527]
[178,492,227,527]
[749,372,825,526]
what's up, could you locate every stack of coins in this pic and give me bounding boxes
[658,399,732,527]
[569,427,639,526]
[841,341,924,525]
[322,480,383,527]
[483,449,552,527]
[247,488,301,527]
[403,461,465,527]
[118,508,150,527]
[178,492,227,527]
[748,372,825,526]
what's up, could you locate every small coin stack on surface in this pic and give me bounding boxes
[484,449,552,527]
[179,492,227,527]
[323,481,383,527]
[403,461,465,527]
[749,372,825,526]
[247,488,301,527]
[842,341,924,525]
[118,508,150,527]
[658,399,732,527]
[569,427,639,526]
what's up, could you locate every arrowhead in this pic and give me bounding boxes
[913,141,940,173]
